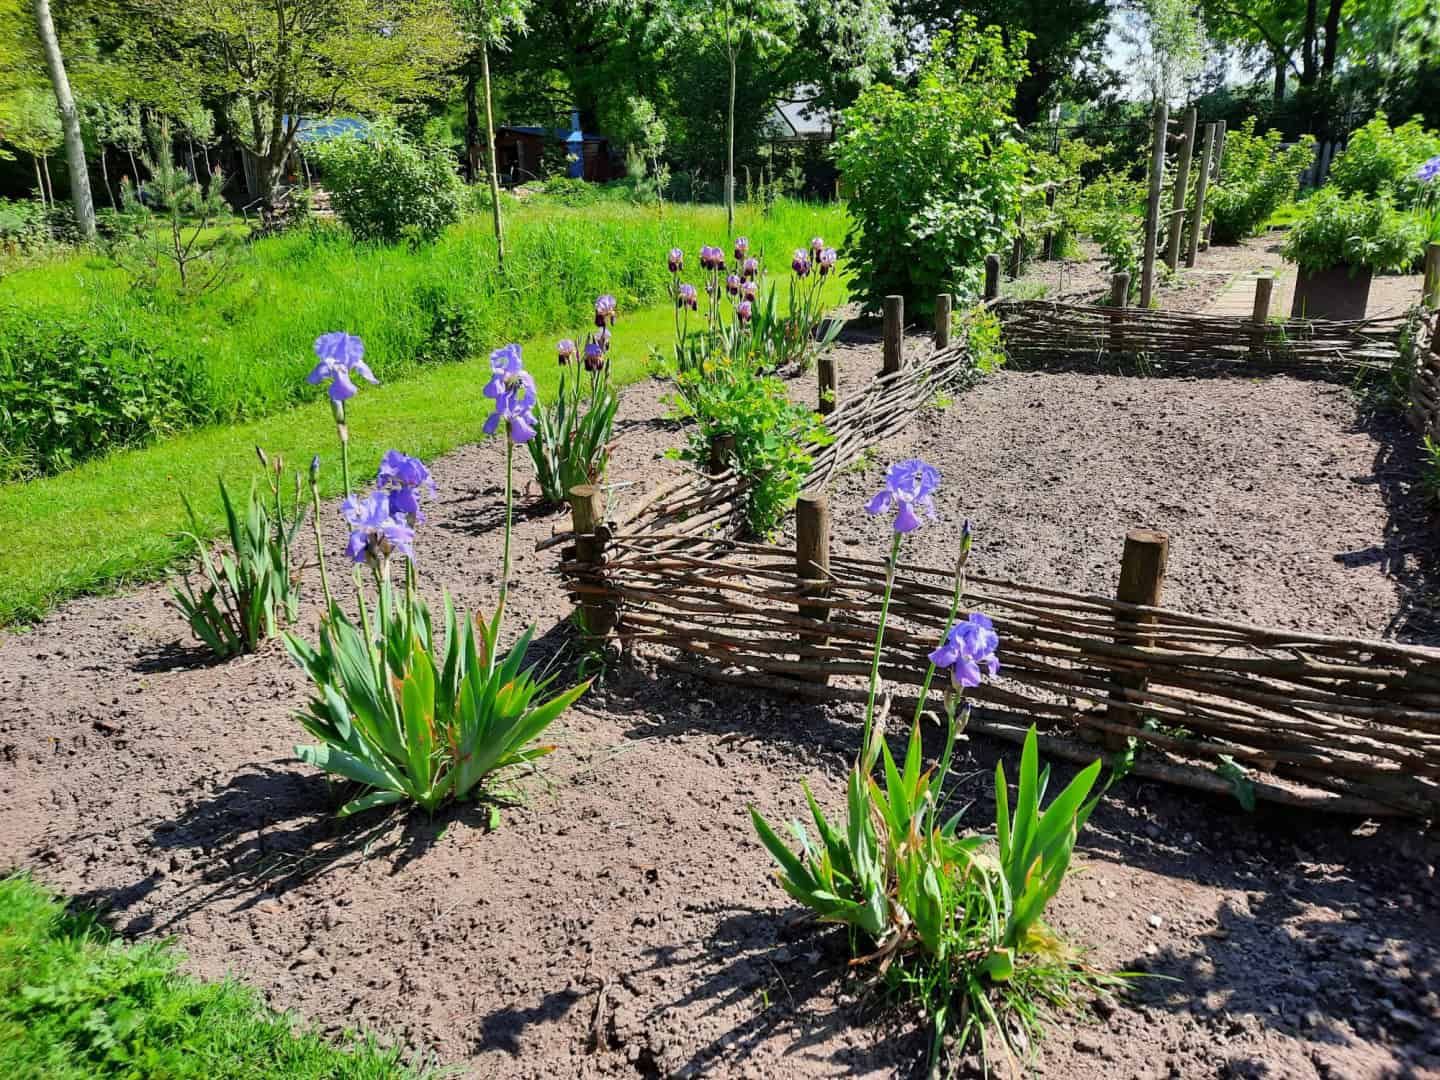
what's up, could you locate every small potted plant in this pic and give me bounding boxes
[1282,189,1422,319]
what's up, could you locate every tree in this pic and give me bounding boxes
[2,88,62,205]
[137,0,465,205]
[1119,0,1207,106]
[31,0,97,237]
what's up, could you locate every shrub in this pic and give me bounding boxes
[0,309,209,480]
[670,357,830,537]
[1330,113,1440,208]
[0,198,50,255]
[833,22,1029,315]
[1208,121,1315,243]
[170,454,304,659]
[1280,189,1423,275]
[539,176,599,206]
[752,475,1118,1071]
[307,125,463,245]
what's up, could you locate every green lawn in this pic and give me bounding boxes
[0,874,425,1079]
[0,273,847,626]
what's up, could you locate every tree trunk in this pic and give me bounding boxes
[481,41,506,270]
[33,156,47,207]
[40,155,54,205]
[1300,0,1318,86]
[99,144,116,208]
[1273,53,1287,101]
[726,47,736,236]
[32,0,96,239]
[464,66,481,184]
[1320,0,1342,82]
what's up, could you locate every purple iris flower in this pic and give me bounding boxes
[866,459,940,533]
[668,247,684,273]
[557,338,577,365]
[737,300,753,323]
[307,331,378,402]
[742,256,760,280]
[595,294,617,327]
[742,280,758,302]
[818,248,838,277]
[810,236,825,254]
[734,236,749,261]
[726,273,741,297]
[342,489,416,566]
[583,341,607,372]
[375,450,435,523]
[1417,156,1440,183]
[482,343,539,443]
[700,245,725,271]
[677,283,698,310]
[929,613,1001,689]
[792,249,812,277]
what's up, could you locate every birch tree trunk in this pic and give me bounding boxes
[726,47,736,236]
[32,0,96,239]
[481,41,506,270]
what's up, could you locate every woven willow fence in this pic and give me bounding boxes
[554,294,1440,817]
[1404,310,1440,437]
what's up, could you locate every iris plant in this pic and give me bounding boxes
[307,331,377,496]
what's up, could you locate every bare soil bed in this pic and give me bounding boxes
[4,266,1440,1078]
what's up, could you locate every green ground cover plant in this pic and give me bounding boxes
[0,874,427,1079]
[0,198,847,481]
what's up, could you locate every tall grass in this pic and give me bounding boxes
[0,198,849,475]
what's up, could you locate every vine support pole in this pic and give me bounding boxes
[818,353,837,416]
[708,433,736,475]
[1104,528,1170,748]
[1042,185,1057,260]
[1009,208,1025,280]
[883,295,904,376]
[568,485,616,640]
[983,254,1001,301]
[1140,102,1169,310]
[1165,106,1197,271]
[934,293,952,352]
[1424,243,1440,310]
[1186,124,1217,269]
[795,492,831,685]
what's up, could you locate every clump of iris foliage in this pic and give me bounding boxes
[527,296,622,507]
[752,460,1124,1073]
[176,326,592,817]
[0,198,846,483]
[0,874,429,1079]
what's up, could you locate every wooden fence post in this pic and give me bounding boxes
[984,254,1001,301]
[1041,185,1057,260]
[708,432,735,475]
[568,484,616,639]
[1211,119,1226,184]
[934,293,952,351]
[1165,107,1197,271]
[1186,124,1216,269]
[1425,243,1440,310]
[883,295,904,375]
[1108,271,1131,356]
[818,353,837,415]
[795,491,831,684]
[1140,101,1169,310]
[1104,529,1169,744]
[1250,275,1274,358]
[1009,208,1025,280]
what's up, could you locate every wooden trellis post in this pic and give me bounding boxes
[1250,276,1274,358]
[883,295,904,375]
[1108,271,1131,355]
[1186,124,1216,269]
[818,353,837,415]
[1009,208,1025,280]
[934,293,952,351]
[708,433,735,475]
[795,491,831,685]
[1165,107,1197,271]
[1041,184,1058,260]
[1140,102,1169,310]
[567,484,616,640]
[1104,529,1169,745]
[984,254,1001,301]
[1425,243,1440,310]
[1211,119,1227,184]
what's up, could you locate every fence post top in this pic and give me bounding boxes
[568,484,600,500]
[1126,528,1169,546]
[797,490,828,509]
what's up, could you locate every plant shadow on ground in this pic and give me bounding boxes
[440,483,564,537]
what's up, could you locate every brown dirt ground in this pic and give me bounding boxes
[3,244,1439,1080]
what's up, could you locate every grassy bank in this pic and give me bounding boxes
[0,874,425,1078]
[1,198,848,480]
[0,269,849,625]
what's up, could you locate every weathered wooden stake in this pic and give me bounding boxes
[1211,119,1227,183]
[568,484,616,638]
[1140,101,1169,310]
[934,293,952,351]
[1042,185,1058,260]
[818,353,837,415]
[708,432,735,475]
[983,254,1001,301]
[1186,124,1216,269]
[1164,107,1197,271]
[1108,271,1131,355]
[1105,528,1170,745]
[1425,243,1440,310]
[1009,209,1025,280]
[1250,275,1274,357]
[795,491,831,684]
[882,295,903,375]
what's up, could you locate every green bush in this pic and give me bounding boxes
[833,21,1029,315]
[0,308,209,480]
[1329,112,1440,208]
[1209,121,1315,243]
[539,176,599,206]
[307,125,463,245]
[1280,189,1423,274]
[0,198,50,254]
